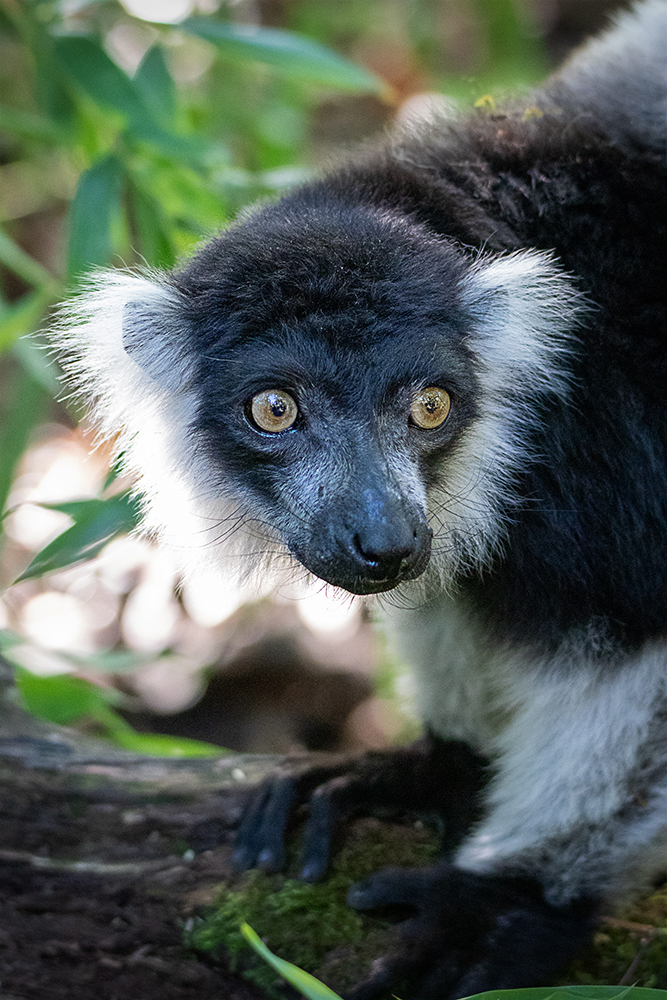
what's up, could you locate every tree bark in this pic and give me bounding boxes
[0,653,285,1000]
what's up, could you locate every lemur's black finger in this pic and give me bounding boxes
[347,866,433,910]
[233,760,352,872]
[231,778,274,871]
[233,773,302,872]
[252,773,302,872]
[299,774,362,881]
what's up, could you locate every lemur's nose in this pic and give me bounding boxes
[338,486,432,588]
[351,528,420,582]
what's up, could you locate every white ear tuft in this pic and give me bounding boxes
[51,269,194,411]
[425,250,586,581]
[462,249,585,402]
[49,270,278,583]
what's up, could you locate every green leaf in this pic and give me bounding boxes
[0,363,47,517]
[134,46,176,126]
[91,702,227,757]
[14,665,227,756]
[0,105,66,143]
[0,227,59,290]
[11,335,62,397]
[109,730,227,758]
[127,181,176,268]
[54,35,150,128]
[240,923,343,999]
[182,19,386,94]
[54,35,202,162]
[2,1,76,126]
[67,154,123,277]
[15,492,141,581]
[15,666,107,725]
[0,291,53,352]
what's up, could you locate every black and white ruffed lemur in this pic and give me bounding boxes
[51,1,667,995]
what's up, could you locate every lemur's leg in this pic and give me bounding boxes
[344,642,667,999]
[232,597,497,880]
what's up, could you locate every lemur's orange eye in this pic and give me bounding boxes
[410,387,451,429]
[250,390,298,432]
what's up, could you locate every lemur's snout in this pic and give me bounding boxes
[302,486,432,595]
[352,529,418,579]
[343,513,432,589]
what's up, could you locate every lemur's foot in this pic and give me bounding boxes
[343,864,597,1000]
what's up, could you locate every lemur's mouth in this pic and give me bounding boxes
[305,550,431,596]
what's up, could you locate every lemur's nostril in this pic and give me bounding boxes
[352,533,414,578]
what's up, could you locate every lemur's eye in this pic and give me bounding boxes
[410,387,451,429]
[250,390,298,432]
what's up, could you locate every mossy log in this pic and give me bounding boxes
[1,655,665,999]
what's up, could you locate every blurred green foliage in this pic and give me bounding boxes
[13,661,226,754]
[0,0,390,530]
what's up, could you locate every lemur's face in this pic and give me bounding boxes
[110,200,576,593]
[179,207,479,594]
[195,324,477,594]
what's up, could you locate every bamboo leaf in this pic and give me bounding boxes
[240,924,343,999]
[14,667,226,756]
[67,154,123,277]
[0,364,46,517]
[15,666,107,726]
[54,35,150,126]
[15,493,141,581]
[133,46,176,126]
[182,19,386,94]
[54,35,202,161]
[105,728,227,759]
[128,182,176,268]
[0,105,66,143]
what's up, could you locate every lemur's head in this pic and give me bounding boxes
[54,193,581,594]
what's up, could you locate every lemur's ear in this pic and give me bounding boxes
[428,249,586,578]
[49,269,198,451]
[461,249,585,402]
[122,295,193,389]
[49,271,213,565]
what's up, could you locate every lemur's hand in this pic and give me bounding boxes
[343,864,597,1000]
[230,737,487,881]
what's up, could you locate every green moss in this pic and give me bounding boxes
[188,818,667,997]
[561,882,667,990]
[188,817,438,996]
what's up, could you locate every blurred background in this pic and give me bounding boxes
[0,0,626,758]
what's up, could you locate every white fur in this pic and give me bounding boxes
[453,641,667,906]
[390,591,667,907]
[384,595,509,751]
[424,250,583,581]
[50,271,280,582]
